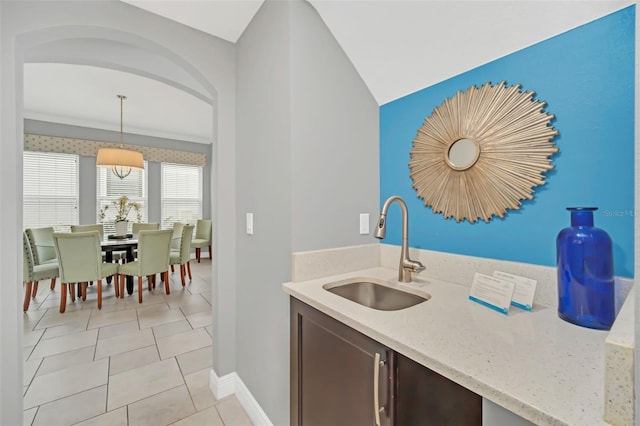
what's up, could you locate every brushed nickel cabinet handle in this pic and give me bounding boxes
[373,352,386,426]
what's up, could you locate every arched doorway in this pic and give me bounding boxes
[1,4,237,423]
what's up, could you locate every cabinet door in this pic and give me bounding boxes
[395,353,481,426]
[291,298,392,426]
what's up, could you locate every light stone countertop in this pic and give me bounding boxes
[282,266,611,426]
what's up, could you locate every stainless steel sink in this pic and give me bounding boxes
[324,278,429,311]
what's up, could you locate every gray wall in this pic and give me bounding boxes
[24,119,212,223]
[236,2,293,425]
[235,1,379,423]
[289,1,379,252]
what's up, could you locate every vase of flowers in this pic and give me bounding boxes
[99,195,142,236]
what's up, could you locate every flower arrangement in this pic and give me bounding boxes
[98,195,142,223]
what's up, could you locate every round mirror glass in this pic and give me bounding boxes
[446,138,479,170]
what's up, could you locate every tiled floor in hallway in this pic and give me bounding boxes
[22,259,253,426]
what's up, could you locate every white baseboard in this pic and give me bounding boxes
[209,368,273,426]
[209,368,235,399]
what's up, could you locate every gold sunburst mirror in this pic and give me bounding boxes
[409,81,559,224]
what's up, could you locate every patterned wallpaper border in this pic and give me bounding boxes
[24,134,207,167]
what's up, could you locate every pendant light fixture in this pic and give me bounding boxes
[96,94,144,179]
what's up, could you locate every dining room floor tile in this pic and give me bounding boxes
[107,358,184,411]
[216,396,255,426]
[23,260,253,426]
[137,307,185,330]
[184,368,217,411]
[170,405,225,426]
[185,310,213,329]
[35,346,95,377]
[126,385,196,426]
[40,319,90,340]
[156,328,211,360]
[97,319,140,341]
[74,406,128,426]
[23,358,108,409]
[31,385,107,426]
[109,345,160,376]
[176,345,213,376]
[33,309,91,330]
[94,328,155,360]
[28,329,98,360]
[88,308,138,330]
[152,318,193,339]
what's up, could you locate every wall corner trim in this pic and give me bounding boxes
[209,369,274,426]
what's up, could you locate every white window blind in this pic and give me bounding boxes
[23,152,79,232]
[161,163,202,230]
[97,163,148,234]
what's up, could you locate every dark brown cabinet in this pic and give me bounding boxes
[290,298,392,426]
[291,298,481,426]
[395,352,481,425]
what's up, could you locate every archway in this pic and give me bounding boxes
[1,5,237,423]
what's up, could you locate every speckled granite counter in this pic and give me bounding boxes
[283,266,612,426]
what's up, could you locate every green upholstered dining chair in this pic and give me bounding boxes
[131,222,160,235]
[191,219,212,263]
[71,224,123,262]
[131,223,160,258]
[117,229,172,304]
[52,231,119,313]
[170,222,184,251]
[132,222,160,234]
[23,232,58,312]
[25,226,58,291]
[131,222,160,257]
[170,224,194,287]
[71,224,104,238]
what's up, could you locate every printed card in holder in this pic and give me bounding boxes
[492,271,537,311]
[469,272,515,315]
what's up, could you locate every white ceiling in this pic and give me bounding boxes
[23,0,633,144]
[24,63,213,144]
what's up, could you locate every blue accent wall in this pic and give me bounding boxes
[380,6,635,277]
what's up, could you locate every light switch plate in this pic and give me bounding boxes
[246,213,254,235]
[359,213,369,235]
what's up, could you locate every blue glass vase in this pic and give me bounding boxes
[556,207,615,330]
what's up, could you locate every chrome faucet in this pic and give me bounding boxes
[375,196,425,283]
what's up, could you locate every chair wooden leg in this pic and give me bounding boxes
[180,264,186,287]
[119,275,125,299]
[163,271,170,295]
[50,277,56,290]
[138,276,143,304]
[114,274,120,298]
[97,279,102,310]
[186,261,192,281]
[81,282,87,301]
[171,264,175,273]
[196,248,201,263]
[148,276,153,291]
[70,283,76,302]
[31,281,39,298]
[23,281,33,312]
[60,283,68,313]
[208,245,212,260]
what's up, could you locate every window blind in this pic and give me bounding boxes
[97,163,148,234]
[23,152,79,232]
[161,163,202,230]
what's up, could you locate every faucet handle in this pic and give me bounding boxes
[403,259,425,274]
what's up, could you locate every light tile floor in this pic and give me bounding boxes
[22,260,253,426]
